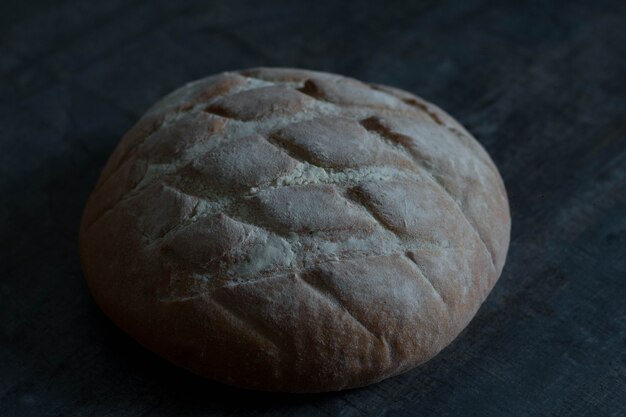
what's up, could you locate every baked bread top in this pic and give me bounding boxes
[80,67,510,392]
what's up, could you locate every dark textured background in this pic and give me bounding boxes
[1,0,626,416]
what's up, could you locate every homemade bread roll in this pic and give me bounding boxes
[80,67,511,392]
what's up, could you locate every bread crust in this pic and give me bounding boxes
[80,67,511,392]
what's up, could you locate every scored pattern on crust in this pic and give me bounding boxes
[79,69,514,391]
[84,68,508,351]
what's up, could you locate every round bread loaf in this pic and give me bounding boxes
[80,67,510,392]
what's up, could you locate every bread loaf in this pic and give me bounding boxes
[80,67,511,392]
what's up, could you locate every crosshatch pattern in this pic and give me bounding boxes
[80,68,510,392]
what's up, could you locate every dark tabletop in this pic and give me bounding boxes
[2,0,626,416]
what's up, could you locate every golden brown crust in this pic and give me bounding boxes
[79,67,511,392]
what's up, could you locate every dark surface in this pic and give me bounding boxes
[1,0,625,415]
